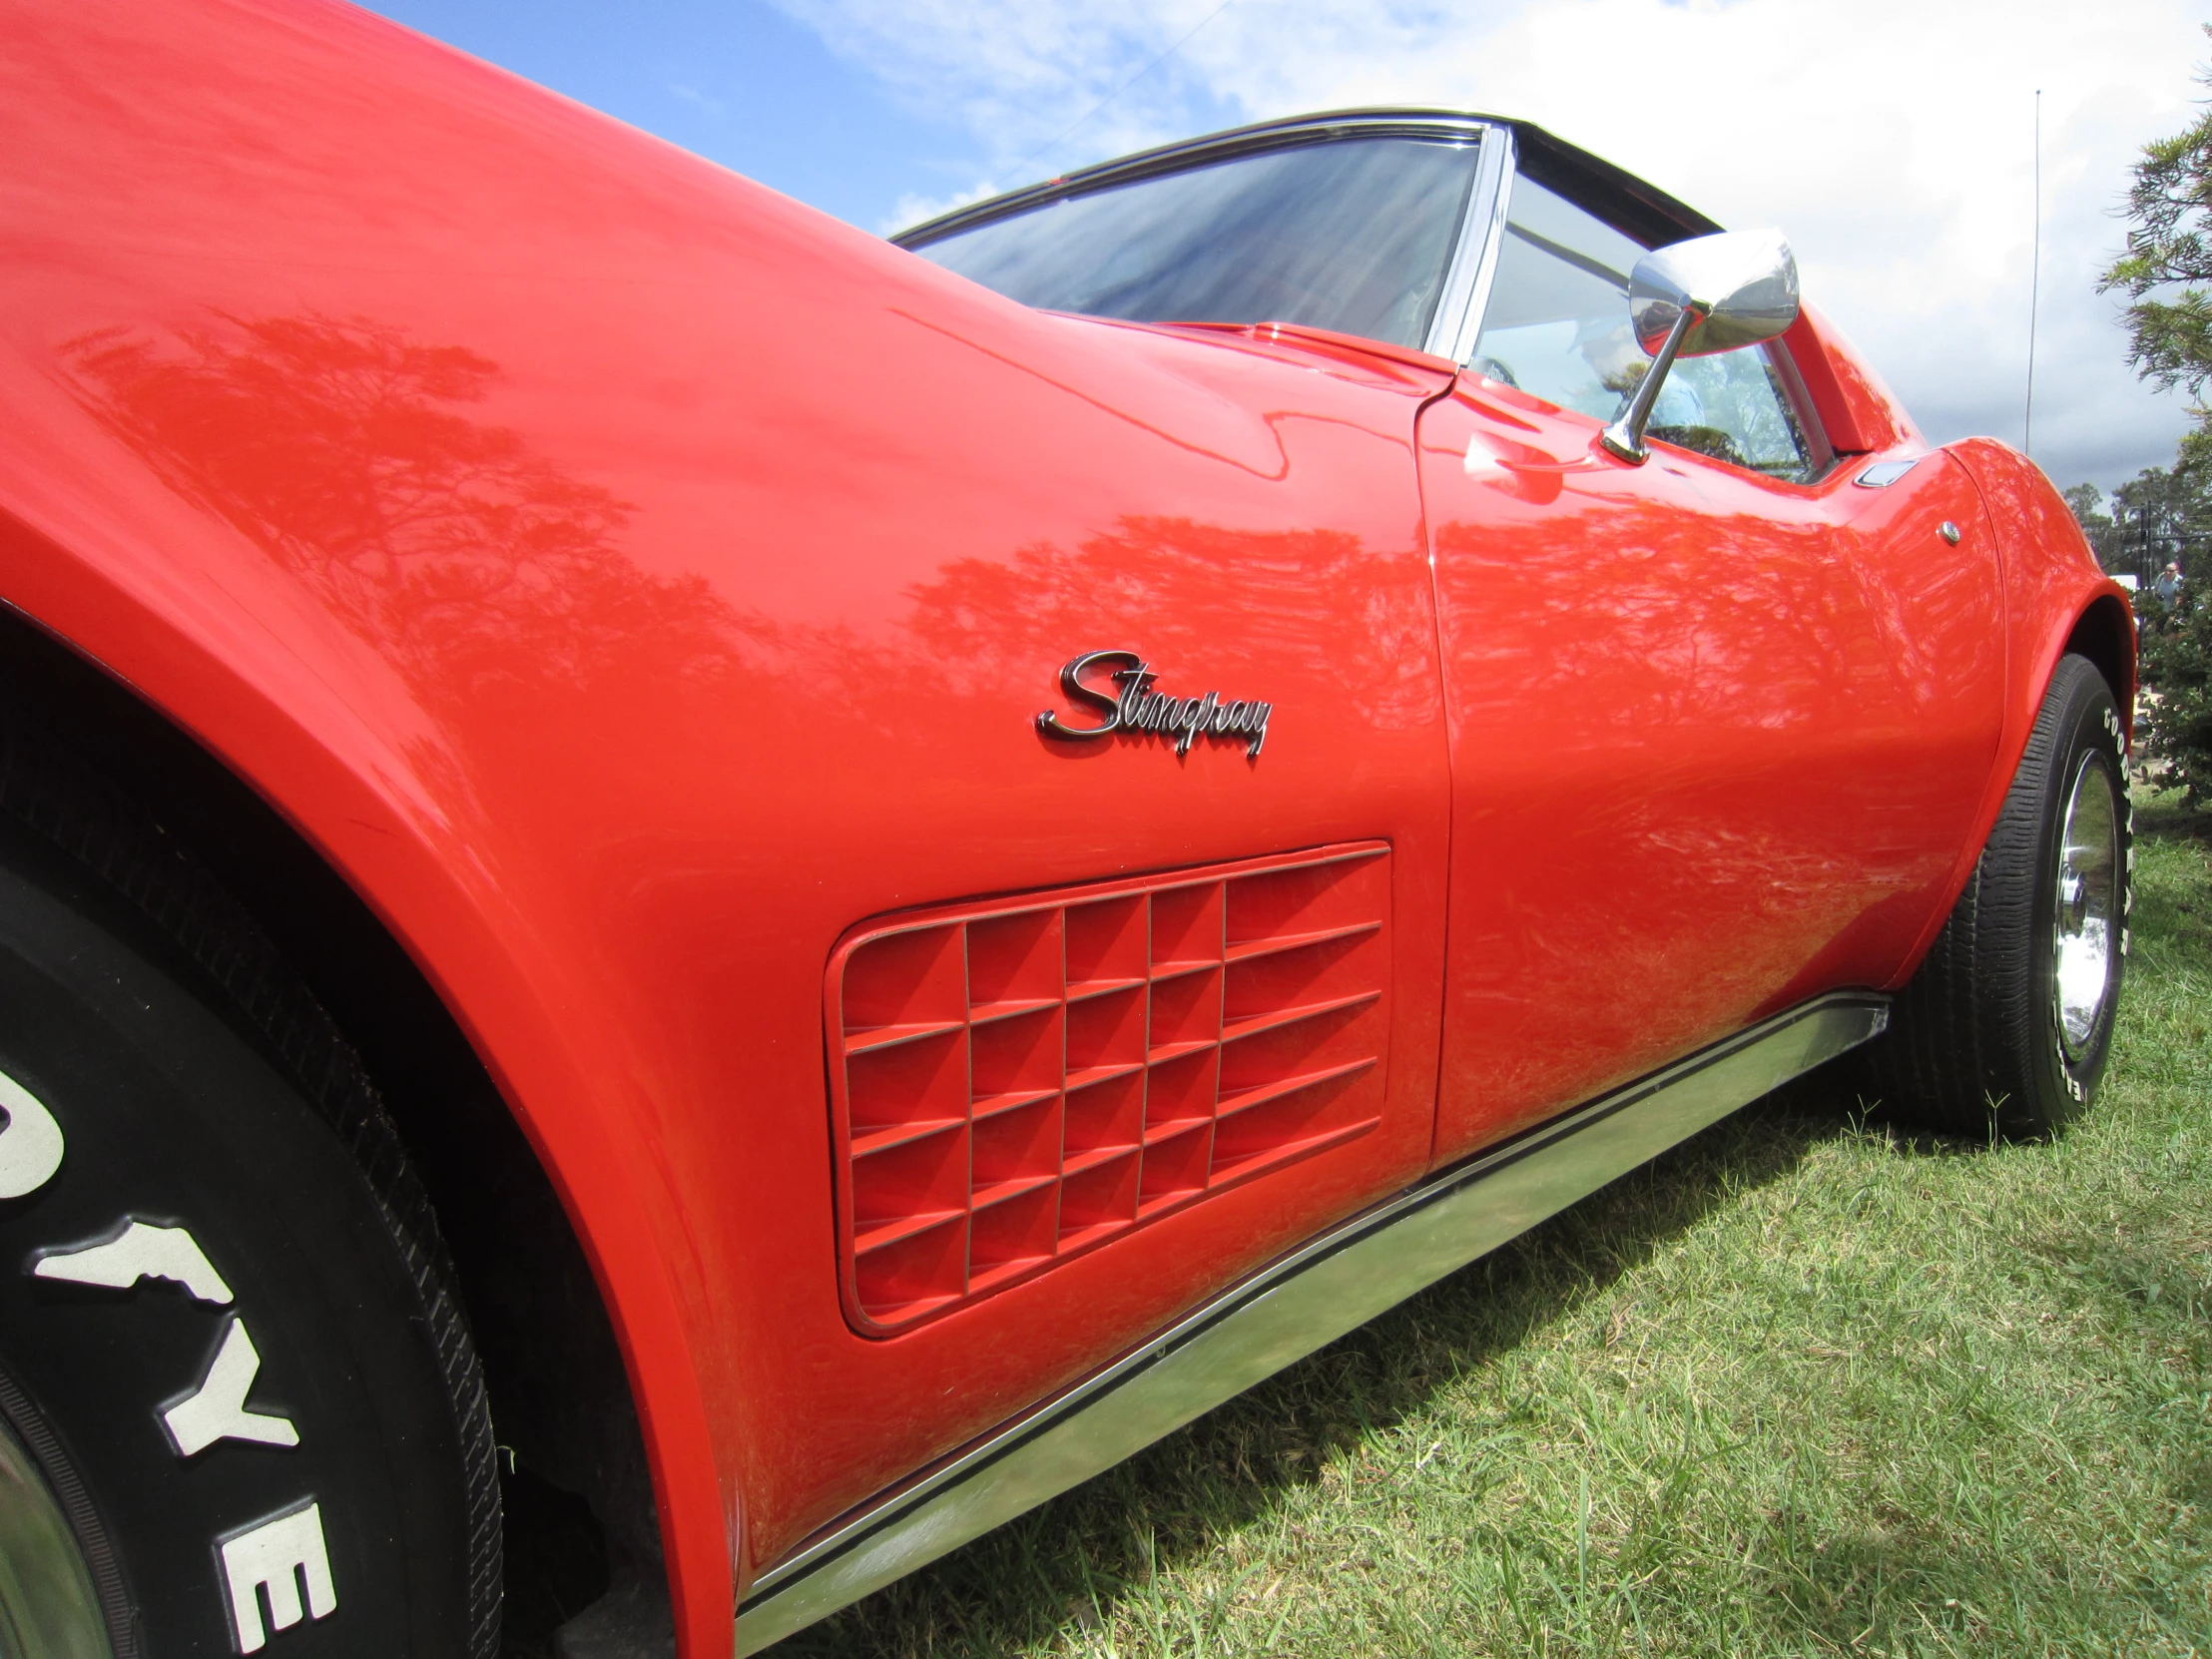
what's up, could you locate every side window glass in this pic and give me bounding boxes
[1470,176,1645,420]
[909,138,1484,351]
[1655,350,1815,480]
[1471,174,1815,482]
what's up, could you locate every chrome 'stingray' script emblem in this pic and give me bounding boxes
[1036,650,1272,759]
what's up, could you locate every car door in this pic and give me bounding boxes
[1416,165,2004,1164]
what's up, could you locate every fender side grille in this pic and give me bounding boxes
[828,843,1390,1334]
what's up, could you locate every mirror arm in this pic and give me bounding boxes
[1599,305,1697,465]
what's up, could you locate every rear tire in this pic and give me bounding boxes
[1865,653,2130,1138]
[0,746,499,1655]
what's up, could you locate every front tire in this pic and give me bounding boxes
[1867,653,2130,1137]
[0,764,499,1655]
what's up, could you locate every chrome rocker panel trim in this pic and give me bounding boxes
[735,989,1890,1652]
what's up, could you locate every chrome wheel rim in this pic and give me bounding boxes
[2053,753,2121,1063]
[0,1417,112,1659]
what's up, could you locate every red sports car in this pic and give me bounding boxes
[0,3,2133,1655]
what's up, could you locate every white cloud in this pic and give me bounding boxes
[880,179,1004,237]
[769,0,1236,170]
[776,0,2205,490]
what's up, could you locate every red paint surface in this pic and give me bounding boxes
[1782,306,1917,455]
[0,0,2128,1648]
[0,0,1455,1633]
[1419,386,2008,1160]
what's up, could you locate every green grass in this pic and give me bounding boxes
[780,803,2212,1659]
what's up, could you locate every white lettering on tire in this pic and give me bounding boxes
[218,1501,336,1653]
[32,1218,234,1304]
[163,1317,299,1457]
[0,1068,63,1199]
[18,1178,343,1642]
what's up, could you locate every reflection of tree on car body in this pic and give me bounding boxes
[0,24,2140,1651]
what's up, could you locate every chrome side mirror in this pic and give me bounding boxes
[1600,229,1800,464]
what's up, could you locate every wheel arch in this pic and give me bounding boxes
[1888,437,2137,992]
[2062,592,2137,739]
[1946,437,2138,761]
[0,594,697,1635]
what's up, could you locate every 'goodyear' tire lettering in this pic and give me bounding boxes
[161,1316,300,1458]
[218,1501,338,1653]
[32,1217,235,1304]
[25,1211,328,1645]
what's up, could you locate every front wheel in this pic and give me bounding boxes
[1866,653,2130,1137]
[0,777,499,1655]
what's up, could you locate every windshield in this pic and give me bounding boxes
[902,136,1484,351]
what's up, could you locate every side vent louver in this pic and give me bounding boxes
[827,842,1390,1333]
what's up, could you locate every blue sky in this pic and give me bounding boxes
[356,0,2205,494]
[358,0,983,229]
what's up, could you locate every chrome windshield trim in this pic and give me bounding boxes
[1424,123,1516,363]
[734,989,1890,1653]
